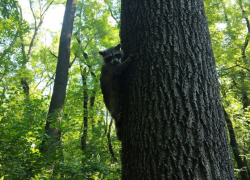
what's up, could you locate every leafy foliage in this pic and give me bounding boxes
[0,0,121,179]
[205,0,250,179]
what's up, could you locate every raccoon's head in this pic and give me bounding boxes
[99,44,123,65]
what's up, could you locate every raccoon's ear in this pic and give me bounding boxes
[115,44,121,50]
[98,51,106,56]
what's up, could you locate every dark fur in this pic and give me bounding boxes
[99,44,132,141]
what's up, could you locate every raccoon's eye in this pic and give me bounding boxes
[105,56,112,63]
[115,54,121,59]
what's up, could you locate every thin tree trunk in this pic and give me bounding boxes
[224,107,249,180]
[242,91,250,179]
[81,67,88,151]
[120,1,235,179]
[40,0,77,166]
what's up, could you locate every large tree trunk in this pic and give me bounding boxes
[120,1,235,179]
[41,0,77,164]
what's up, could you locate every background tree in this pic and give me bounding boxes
[120,0,235,179]
[40,0,78,172]
[205,0,250,179]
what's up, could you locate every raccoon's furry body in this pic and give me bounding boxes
[99,44,132,141]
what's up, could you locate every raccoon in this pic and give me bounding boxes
[99,44,132,141]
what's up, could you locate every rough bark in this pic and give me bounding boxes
[41,0,77,163]
[120,1,235,179]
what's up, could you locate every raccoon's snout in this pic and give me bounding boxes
[112,59,119,64]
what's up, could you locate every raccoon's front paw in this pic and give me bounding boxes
[128,54,135,59]
[125,54,134,62]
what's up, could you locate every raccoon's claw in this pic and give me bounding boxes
[129,54,135,59]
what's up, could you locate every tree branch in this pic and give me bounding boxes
[235,63,250,72]
[27,0,54,62]
[239,0,250,58]
[104,0,119,24]
[41,0,54,17]
[49,49,58,58]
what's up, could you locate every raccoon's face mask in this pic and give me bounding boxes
[99,44,123,65]
[105,53,122,64]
